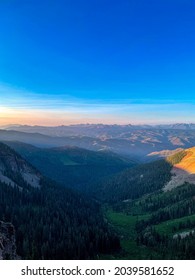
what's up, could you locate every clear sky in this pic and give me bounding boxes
[0,0,195,125]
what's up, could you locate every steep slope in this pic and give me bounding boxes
[164,148,195,191]
[103,148,195,259]
[0,142,120,259]
[93,148,195,203]
[5,142,134,190]
[0,143,41,189]
[91,160,172,203]
[173,147,195,173]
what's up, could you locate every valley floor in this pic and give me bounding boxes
[102,208,161,259]
[103,205,195,260]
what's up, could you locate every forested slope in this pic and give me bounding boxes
[0,142,120,259]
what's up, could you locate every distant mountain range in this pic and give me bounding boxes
[3,123,195,137]
[1,125,195,161]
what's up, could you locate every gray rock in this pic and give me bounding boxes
[0,221,19,260]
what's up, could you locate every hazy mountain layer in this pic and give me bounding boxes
[1,127,195,160]
[4,123,195,137]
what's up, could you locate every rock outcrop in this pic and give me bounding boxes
[0,221,18,260]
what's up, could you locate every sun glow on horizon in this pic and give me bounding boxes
[1,84,195,126]
[0,106,195,127]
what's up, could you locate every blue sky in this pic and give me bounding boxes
[0,0,195,125]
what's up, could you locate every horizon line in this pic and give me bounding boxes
[1,122,195,128]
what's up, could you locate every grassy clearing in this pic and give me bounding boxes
[155,214,195,236]
[105,208,160,259]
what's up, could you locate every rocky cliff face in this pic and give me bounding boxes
[0,221,18,260]
[0,142,41,189]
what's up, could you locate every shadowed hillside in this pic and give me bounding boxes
[5,141,135,190]
[101,148,195,259]
[0,142,120,259]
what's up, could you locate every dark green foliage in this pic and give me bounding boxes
[0,179,120,259]
[0,141,120,260]
[139,183,195,212]
[135,183,195,259]
[136,226,195,259]
[92,160,172,203]
[6,142,134,190]
[2,139,195,260]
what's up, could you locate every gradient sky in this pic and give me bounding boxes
[0,0,195,125]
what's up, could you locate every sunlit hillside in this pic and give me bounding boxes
[174,148,195,174]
